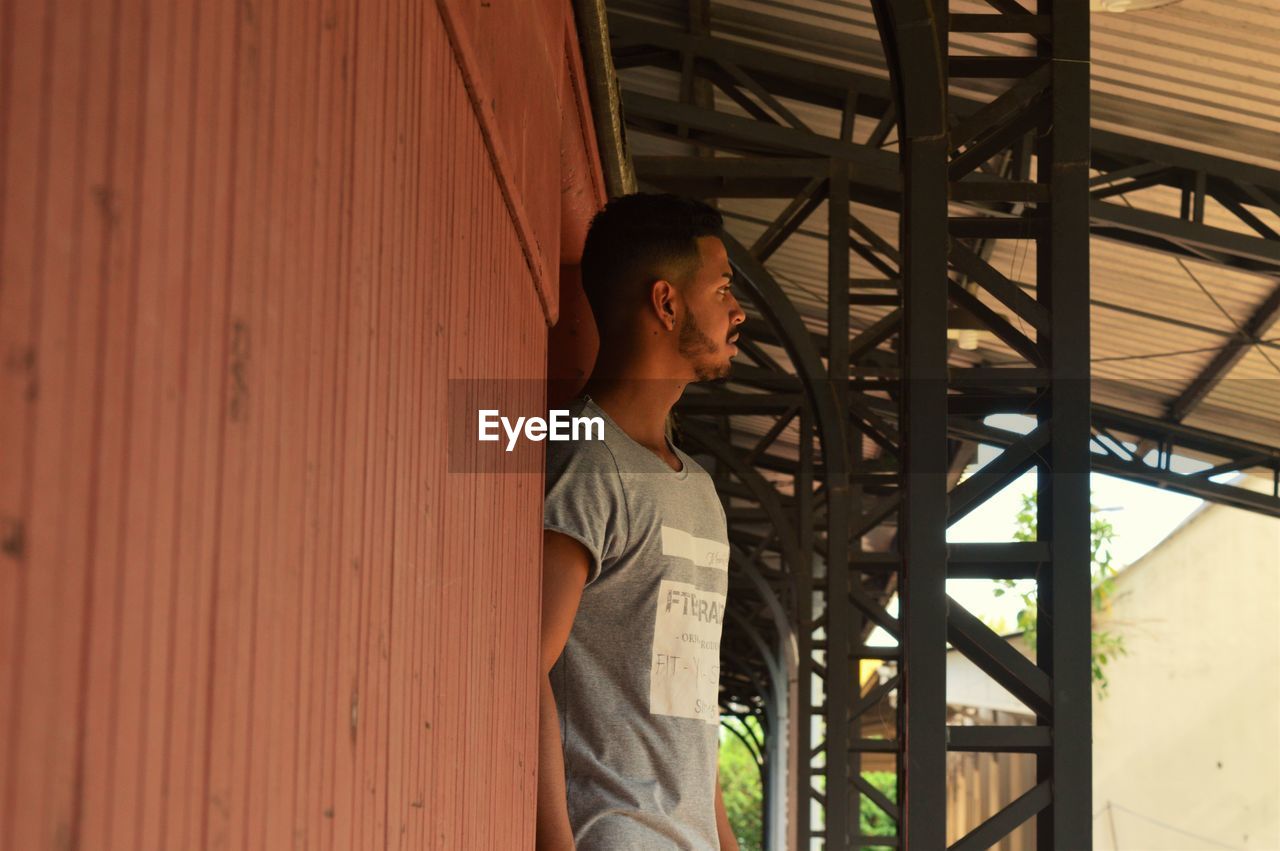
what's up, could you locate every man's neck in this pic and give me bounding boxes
[586,342,696,455]
[582,375,687,456]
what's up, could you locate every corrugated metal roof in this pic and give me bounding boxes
[617,0,1280,455]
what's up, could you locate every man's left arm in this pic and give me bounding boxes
[714,761,741,851]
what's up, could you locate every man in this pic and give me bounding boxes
[538,194,746,850]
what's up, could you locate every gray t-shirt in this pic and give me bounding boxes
[544,396,730,850]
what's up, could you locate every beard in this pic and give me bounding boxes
[678,312,732,382]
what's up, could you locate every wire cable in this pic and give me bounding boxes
[1091,338,1280,364]
[1116,192,1280,379]
[1092,799,1247,850]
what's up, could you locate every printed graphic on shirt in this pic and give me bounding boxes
[650,526,728,724]
[659,526,730,573]
[650,579,725,723]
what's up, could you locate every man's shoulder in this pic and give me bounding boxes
[548,432,612,461]
[545,427,622,481]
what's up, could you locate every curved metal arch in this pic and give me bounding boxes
[721,644,771,721]
[725,603,781,709]
[722,234,851,492]
[729,543,798,678]
[720,714,768,795]
[722,181,856,851]
[680,423,806,593]
[678,406,803,742]
[721,557,795,851]
[719,544,796,698]
[870,0,946,143]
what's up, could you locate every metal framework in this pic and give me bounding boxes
[609,7,1280,511]
[600,1,1280,848]
[880,2,1093,846]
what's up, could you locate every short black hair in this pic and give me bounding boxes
[580,193,724,333]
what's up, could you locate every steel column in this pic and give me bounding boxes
[871,0,949,846]
[1037,3,1093,842]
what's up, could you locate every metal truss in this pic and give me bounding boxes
[612,9,1280,442]
[610,9,1280,526]
[606,2,1279,849]
[610,13,1280,277]
[683,368,1280,519]
[874,2,1093,845]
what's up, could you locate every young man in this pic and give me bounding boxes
[538,194,746,850]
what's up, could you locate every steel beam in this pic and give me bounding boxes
[690,377,1280,518]
[1090,200,1280,275]
[824,154,858,849]
[614,14,1280,276]
[944,406,1280,517]
[871,0,949,847]
[1167,281,1280,422]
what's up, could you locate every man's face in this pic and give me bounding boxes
[676,236,746,382]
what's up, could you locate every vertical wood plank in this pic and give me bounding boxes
[1,0,597,847]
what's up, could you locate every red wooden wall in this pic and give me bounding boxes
[0,0,604,848]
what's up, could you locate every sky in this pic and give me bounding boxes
[943,467,1205,634]
[868,414,1214,641]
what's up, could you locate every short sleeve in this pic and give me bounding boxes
[543,438,630,586]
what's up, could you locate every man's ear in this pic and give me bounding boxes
[650,279,678,331]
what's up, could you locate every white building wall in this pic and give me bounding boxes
[1092,491,1280,850]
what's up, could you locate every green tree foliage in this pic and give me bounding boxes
[859,771,898,838]
[718,716,764,851]
[718,715,899,848]
[993,491,1127,696]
